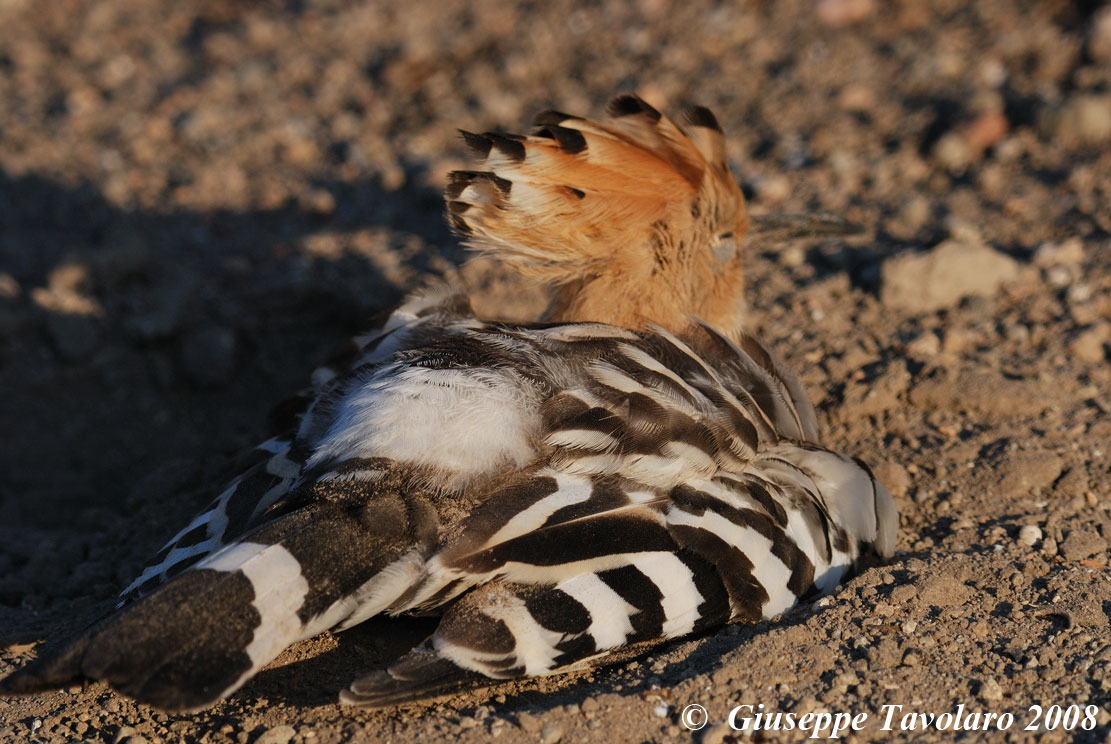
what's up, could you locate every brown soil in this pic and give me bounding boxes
[2,1,1110,742]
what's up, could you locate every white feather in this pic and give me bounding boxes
[307,365,542,490]
[199,542,311,697]
[484,473,594,547]
[556,573,636,648]
[435,591,565,677]
[627,552,706,636]
[328,550,427,632]
[666,507,796,618]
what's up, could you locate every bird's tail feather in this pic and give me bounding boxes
[0,488,438,712]
[340,641,485,708]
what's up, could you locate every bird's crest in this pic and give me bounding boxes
[447,95,748,336]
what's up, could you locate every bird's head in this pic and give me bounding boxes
[446,95,748,338]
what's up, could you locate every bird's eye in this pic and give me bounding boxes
[712,232,736,263]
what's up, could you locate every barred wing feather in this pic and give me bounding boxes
[0,289,895,711]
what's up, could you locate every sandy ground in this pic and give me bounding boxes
[2,0,1111,742]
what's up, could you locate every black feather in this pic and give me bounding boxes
[485,132,526,162]
[683,105,723,133]
[459,130,492,158]
[607,94,661,121]
[341,644,486,708]
[532,109,581,127]
[545,126,587,154]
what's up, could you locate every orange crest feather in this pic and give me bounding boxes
[447,95,748,336]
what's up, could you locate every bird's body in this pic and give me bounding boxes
[0,96,897,711]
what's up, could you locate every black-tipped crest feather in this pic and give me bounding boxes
[684,105,723,133]
[607,94,662,120]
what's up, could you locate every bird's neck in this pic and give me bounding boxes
[544,261,746,338]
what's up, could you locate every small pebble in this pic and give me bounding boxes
[978,677,1004,702]
[1035,237,1085,266]
[1054,95,1111,147]
[933,132,971,171]
[906,332,941,358]
[539,724,563,744]
[1018,525,1042,547]
[516,712,541,734]
[1069,323,1110,364]
[815,0,874,27]
[700,723,731,744]
[1046,265,1073,289]
[1089,6,1111,61]
[779,245,807,268]
[255,726,296,744]
[0,273,20,299]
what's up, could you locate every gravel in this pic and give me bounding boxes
[539,723,564,744]
[1053,95,1111,148]
[254,725,296,744]
[2,1,1111,743]
[516,712,541,734]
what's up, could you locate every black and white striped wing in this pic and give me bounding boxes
[117,436,306,605]
[343,449,893,707]
[1,289,895,712]
[342,324,895,706]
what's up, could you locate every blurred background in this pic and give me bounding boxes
[3,2,1111,740]
[1,0,1109,656]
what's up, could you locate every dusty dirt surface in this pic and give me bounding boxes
[2,0,1111,742]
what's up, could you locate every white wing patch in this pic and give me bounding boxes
[557,573,636,648]
[307,365,543,490]
[627,552,705,636]
[484,473,595,546]
[199,542,311,697]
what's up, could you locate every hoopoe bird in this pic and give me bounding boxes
[0,95,896,711]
